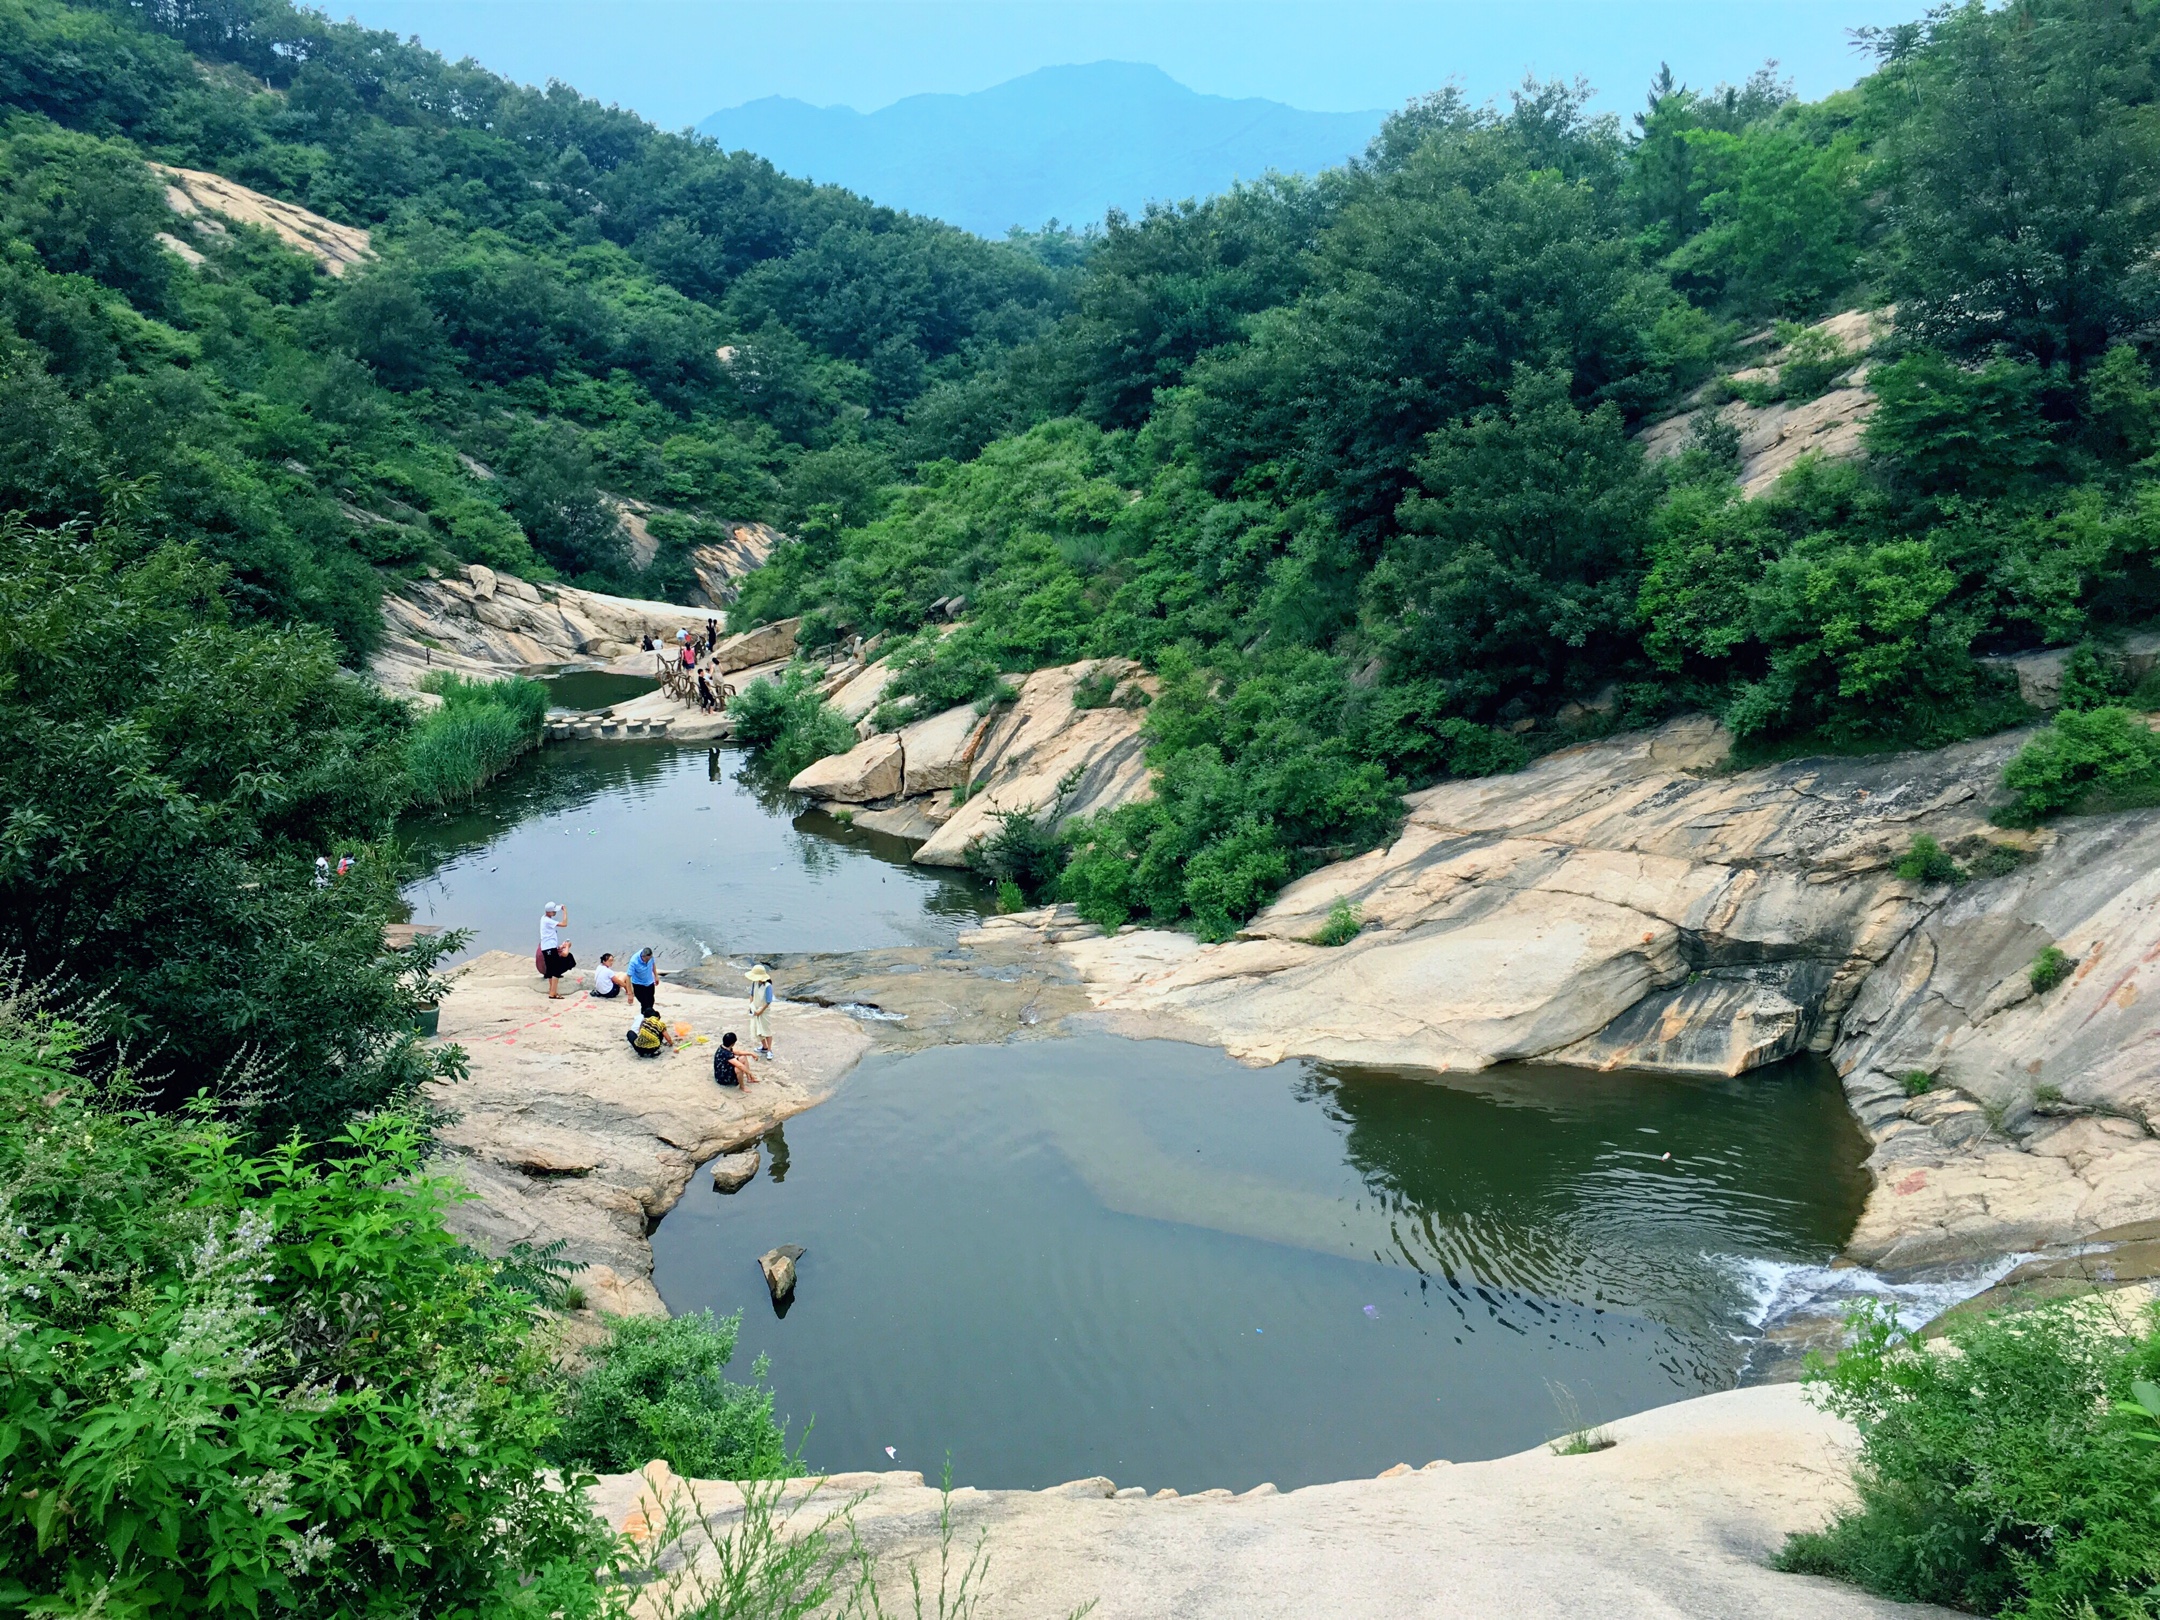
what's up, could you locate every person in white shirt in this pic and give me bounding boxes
[592,953,621,998]
[538,902,575,999]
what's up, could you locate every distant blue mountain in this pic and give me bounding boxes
[698,62,1385,238]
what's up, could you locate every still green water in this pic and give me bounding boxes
[651,1035,1873,1493]
[399,740,986,965]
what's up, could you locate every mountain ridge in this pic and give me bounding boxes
[698,61,1385,236]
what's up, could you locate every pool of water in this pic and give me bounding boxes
[651,1034,1874,1493]
[538,669,659,712]
[399,740,987,965]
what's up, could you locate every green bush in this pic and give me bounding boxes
[1899,1070,1934,1097]
[1311,899,1365,947]
[728,668,858,783]
[406,673,549,807]
[875,630,1011,730]
[1779,1298,2160,1616]
[1070,668,1120,710]
[552,1312,790,1482]
[0,996,612,1619]
[1893,833,1964,884]
[2031,944,2074,994]
[965,805,1069,905]
[2000,706,2160,824]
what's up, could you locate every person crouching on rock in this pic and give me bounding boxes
[626,1010,674,1058]
[592,952,622,999]
[713,1031,747,1087]
[538,902,577,1000]
[628,946,663,1017]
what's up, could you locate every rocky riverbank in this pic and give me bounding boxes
[422,950,868,1315]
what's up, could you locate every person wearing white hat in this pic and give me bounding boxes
[538,902,575,1000]
[747,963,775,1057]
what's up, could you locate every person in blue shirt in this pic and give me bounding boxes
[628,947,663,1018]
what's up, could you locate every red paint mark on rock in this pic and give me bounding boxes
[1896,1171,1929,1195]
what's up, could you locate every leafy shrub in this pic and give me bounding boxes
[1311,899,1365,947]
[2059,643,2132,712]
[1070,668,1119,710]
[0,996,611,1618]
[965,805,1068,904]
[1893,834,1964,884]
[1899,1070,1934,1097]
[874,630,1010,730]
[1775,320,1852,400]
[552,1312,789,1481]
[2000,706,2160,824]
[407,673,548,807]
[995,878,1026,914]
[2031,944,2074,994]
[1778,1298,2160,1616]
[728,668,857,782]
[1966,842,2028,879]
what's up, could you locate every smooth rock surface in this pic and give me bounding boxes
[913,659,1157,867]
[789,732,904,802]
[900,703,993,794]
[592,1384,1947,1620]
[758,1244,804,1302]
[155,161,373,275]
[1058,716,2019,1072]
[423,951,867,1314]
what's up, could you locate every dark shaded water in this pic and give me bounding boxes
[651,1035,1873,1493]
[538,669,658,712]
[399,740,987,965]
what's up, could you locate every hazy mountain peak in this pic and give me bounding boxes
[699,61,1384,237]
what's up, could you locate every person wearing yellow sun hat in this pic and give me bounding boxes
[746,962,775,1058]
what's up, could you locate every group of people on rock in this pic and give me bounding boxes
[536,901,775,1089]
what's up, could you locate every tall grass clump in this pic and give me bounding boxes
[730,668,857,782]
[407,672,549,807]
[1777,1298,2160,1615]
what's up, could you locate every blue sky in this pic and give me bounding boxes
[342,1,1921,130]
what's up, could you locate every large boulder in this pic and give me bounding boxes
[899,703,993,795]
[711,617,799,674]
[789,732,903,802]
[911,660,1157,868]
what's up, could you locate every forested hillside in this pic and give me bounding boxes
[0,0,1072,651]
[740,1,2160,936]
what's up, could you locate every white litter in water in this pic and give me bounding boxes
[839,1002,907,1024]
[1724,1250,2030,1340]
[696,939,714,960]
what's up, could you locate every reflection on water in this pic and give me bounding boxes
[651,1034,1871,1493]
[399,740,987,964]
[540,669,660,712]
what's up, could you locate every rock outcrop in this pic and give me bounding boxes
[154,162,373,276]
[913,660,1156,866]
[1638,309,1889,498]
[1832,812,2160,1266]
[423,951,868,1314]
[373,565,723,689]
[1060,717,2016,1073]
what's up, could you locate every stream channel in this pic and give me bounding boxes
[406,737,1925,1494]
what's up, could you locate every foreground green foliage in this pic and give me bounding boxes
[0,997,613,1619]
[2001,706,2160,824]
[407,672,549,807]
[552,1311,791,1482]
[1780,1299,2160,1617]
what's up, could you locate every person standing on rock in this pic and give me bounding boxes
[629,946,662,1018]
[539,903,576,1000]
[747,963,775,1058]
